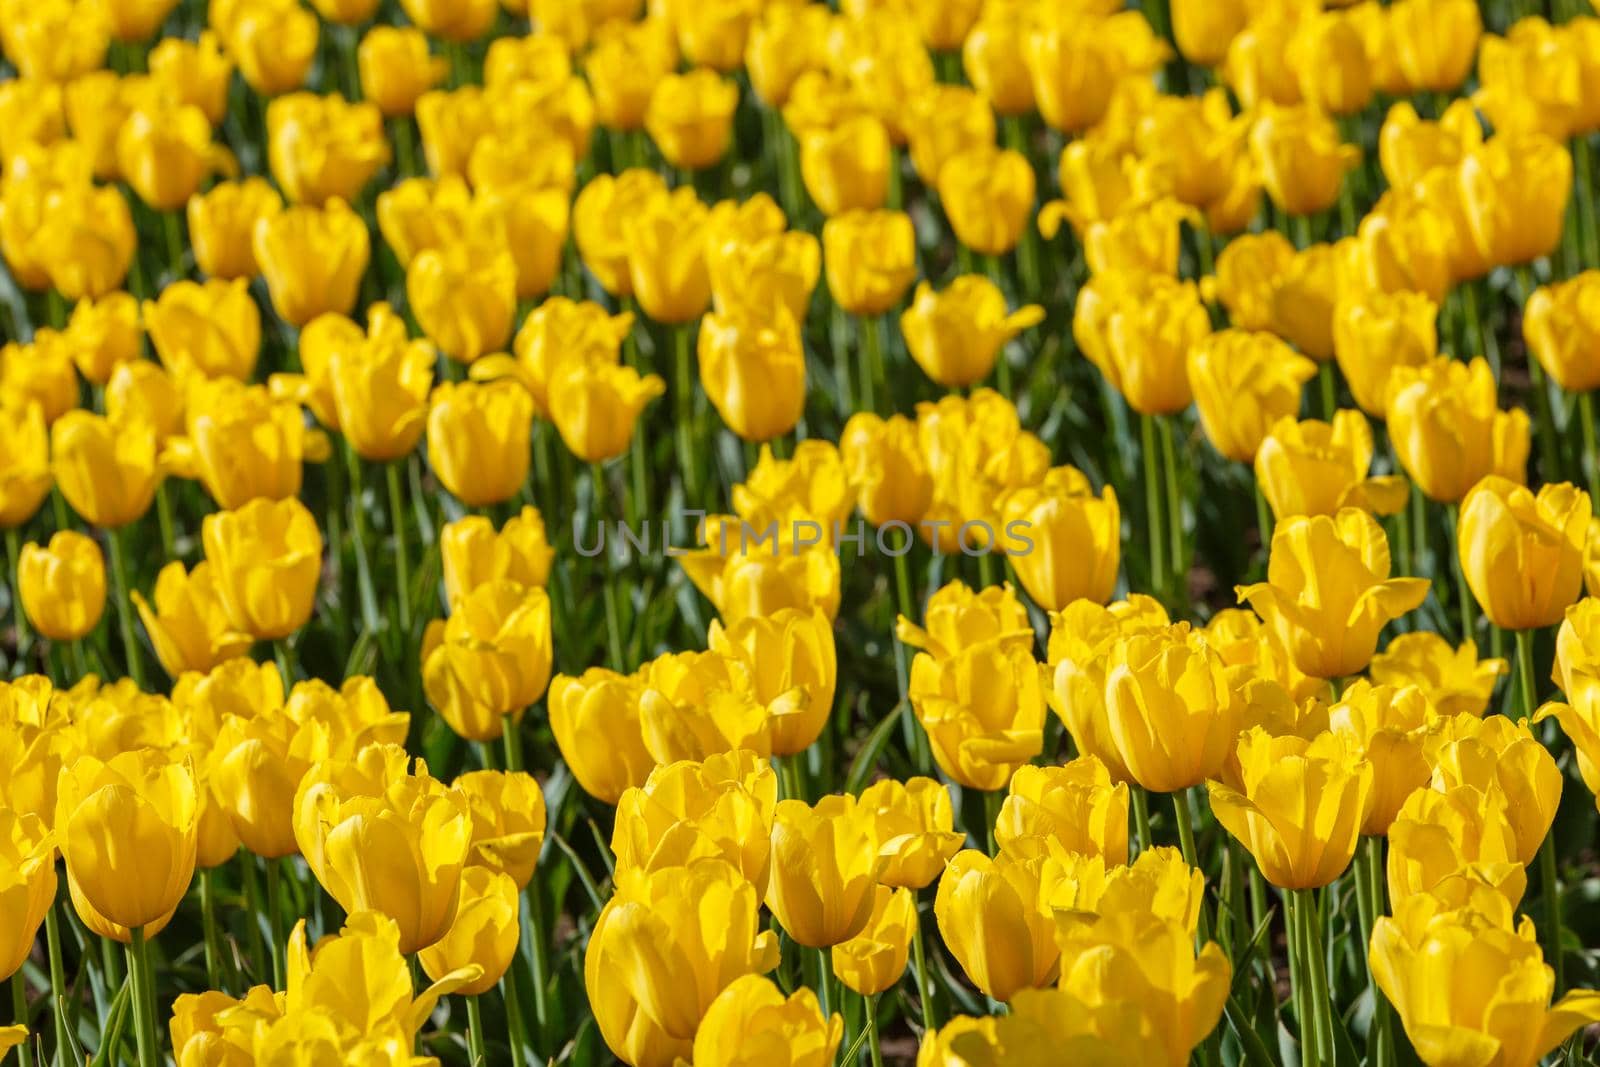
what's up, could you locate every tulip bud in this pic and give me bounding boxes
[549,668,655,804]
[905,85,995,188]
[117,100,220,212]
[625,185,712,324]
[573,169,669,297]
[962,3,1034,114]
[132,561,252,680]
[1459,477,1588,632]
[645,68,738,170]
[0,402,53,529]
[935,849,1061,1001]
[32,183,136,300]
[1387,356,1531,503]
[147,32,233,127]
[418,866,520,996]
[840,412,932,530]
[548,362,666,464]
[823,209,917,317]
[143,277,261,381]
[745,4,826,109]
[1289,11,1373,116]
[400,0,495,41]
[423,580,553,737]
[252,198,370,328]
[1075,271,1207,416]
[1171,0,1248,66]
[1523,272,1600,394]
[1188,329,1317,463]
[900,276,1042,389]
[997,467,1119,612]
[1392,0,1481,92]
[800,115,891,218]
[358,27,447,119]
[19,531,105,642]
[51,411,161,528]
[588,19,678,130]
[228,0,318,97]
[698,305,806,442]
[201,496,323,640]
[425,380,533,508]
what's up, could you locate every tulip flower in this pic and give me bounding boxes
[147,32,233,126]
[1333,289,1439,418]
[1371,889,1600,1067]
[426,380,534,508]
[293,745,472,954]
[1075,271,1208,416]
[611,749,774,890]
[745,4,827,108]
[18,531,105,642]
[418,866,519,996]
[422,580,553,736]
[407,242,517,365]
[266,93,390,207]
[858,777,963,891]
[186,178,283,281]
[645,68,738,170]
[1369,632,1506,719]
[549,668,656,805]
[375,176,475,268]
[680,533,842,626]
[50,411,161,528]
[707,607,835,757]
[227,0,317,95]
[1188,329,1318,463]
[907,637,1046,792]
[548,362,666,464]
[632,648,775,764]
[620,185,712,324]
[440,507,555,609]
[0,401,52,528]
[935,849,1062,1001]
[1255,411,1410,520]
[143,277,261,382]
[996,466,1120,611]
[207,707,310,859]
[117,100,222,212]
[1387,357,1531,503]
[994,758,1129,864]
[1386,785,1524,910]
[1327,680,1434,836]
[252,198,370,328]
[900,276,1043,389]
[64,292,141,386]
[840,412,933,529]
[201,496,323,641]
[455,769,546,889]
[169,378,324,509]
[358,27,447,118]
[1524,272,1600,394]
[1249,104,1361,217]
[585,860,779,1067]
[1459,478,1588,632]
[587,19,677,129]
[698,305,806,442]
[1389,0,1481,92]
[32,183,137,300]
[1,329,79,425]
[765,794,882,949]
[105,362,184,443]
[1426,714,1561,866]
[56,749,198,938]
[939,145,1035,256]
[1288,10,1372,116]
[961,1,1034,113]
[822,209,917,317]
[831,885,915,998]
[800,115,890,218]
[1238,509,1430,680]
[1459,133,1572,269]
[904,85,994,189]
[573,169,668,298]
[400,0,494,41]
[1169,0,1248,65]
[0,811,56,982]
[1024,12,1167,134]
[1080,198,1196,278]
[1209,728,1372,888]
[1473,19,1583,141]
[1205,230,1294,332]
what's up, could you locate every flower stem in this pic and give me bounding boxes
[502,713,523,773]
[673,323,698,501]
[1518,625,1564,993]
[1578,391,1599,511]
[465,995,488,1067]
[127,927,158,1067]
[523,880,550,1051]
[910,904,939,1034]
[865,993,884,1067]
[265,858,286,990]
[1173,788,1212,945]
[1159,415,1185,605]
[1140,414,1166,598]
[386,462,412,637]
[1318,361,1336,421]
[812,946,832,1018]
[163,211,185,283]
[859,314,883,415]
[12,972,33,1067]
[107,525,145,687]
[983,788,1003,857]
[1361,837,1396,1067]
[344,444,380,636]
[591,464,626,670]
[502,965,528,1067]
[44,907,71,1061]
[6,528,30,669]
[1131,786,1155,857]
[1445,504,1476,643]
[200,868,224,991]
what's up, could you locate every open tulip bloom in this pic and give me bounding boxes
[11,2,1600,1067]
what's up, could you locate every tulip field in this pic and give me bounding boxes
[10,0,1600,1064]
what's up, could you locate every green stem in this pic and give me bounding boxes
[865,993,884,1067]
[162,212,185,283]
[273,639,294,689]
[1362,837,1396,1067]
[265,859,286,990]
[1131,786,1155,857]
[910,905,938,1033]
[1578,392,1599,510]
[1446,504,1475,643]
[386,462,412,637]
[1253,482,1274,569]
[502,712,523,773]
[343,444,380,636]
[1318,361,1336,421]
[591,464,626,670]
[673,324,698,501]
[6,528,30,670]
[127,927,157,1067]
[1173,789,1213,947]
[1516,625,1564,992]
[1140,414,1166,597]
[812,946,832,1018]
[523,877,550,1047]
[155,484,176,561]
[239,854,267,982]
[1159,416,1184,604]
[859,315,883,415]
[465,995,487,1067]
[983,788,1003,857]
[1301,888,1335,1066]
[1514,627,1537,723]
[502,965,528,1067]
[107,526,144,687]
[200,868,224,992]
[12,973,32,1067]
[44,907,70,1062]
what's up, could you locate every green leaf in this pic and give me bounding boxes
[844,702,908,796]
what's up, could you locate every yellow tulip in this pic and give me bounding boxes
[1385,770,1525,910]
[425,380,533,508]
[1078,271,1208,416]
[900,276,1043,389]
[549,668,655,805]
[1223,8,1303,109]
[623,185,712,324]
[1459,477,1588,632]
[799,115,890,218]
[765,794,882,949]
[939,145,1034,256]
[1171,0,1248,66]
[1426,713,1561,865]
[252,198,370,328]
[315,304,435,462]
[1523,272,1600,394]
[1371,887,1600,1067]
[227,0,318,96]
[474,183,570,301]
[1333,289,1439,418]
[1370,633,1506,719]
[587,18,677,130]
[934,848,1061,1001]
[1328,680,1434,836]
[309,0,377,27]
[0,811,56,981]
[1387,356,1531,503]
[905,85,995,189]
[995,757,1128,864]
[907,637,1045,792]
[1,0,108,82]
[1459,133,1572,269]
[399,0,496,41]
[143,277,260,381]
[831,885,914,998]
[208,708,309,859]
[1188,329,1317,463]
[646,68,738,170]
[266,92,390,207]
[997,467,1119,612]
[823,209,917,317]
[148,32,233,127]
[1250,103,1360,217]
[1238,509,1430,680]
[18,531,105,642]
[64,291,141,386]
[1024,12,1167,134]
[50,411,160,528]
[418,866,519,996]
[1,329,79,426]
[1205,230,1294,332]
[961,0,1035,115]
[744,4,826,108]
[840,412,933,530]
[1289,10,1373,115]
[585,860,779,1067]
[0,401,52,528]
[548,362,666,464]
[611,749,773,890]
[899,579,1034,662]
[487,297,632,418]
[633,648,774,764]
[422,580,553,731]
[1472,18,1582,141]
[1391,0,1481,92]
[408,242,517,365]
[165,379,314,509]
[117,100,220,212]
[858,776,963,891]
[56,749,197,938]
[358,27,447,118]
[441,507,554,608]
[31,183,137,301]
[706,607,835,757]
[186,178,283,281]
[1255,410,1411,520]
[698,305,806,442]
[201,496,323,641]
[573,168,668,298]
[104,362,183,444]
[292,744,472,954]
[454,769,546,890]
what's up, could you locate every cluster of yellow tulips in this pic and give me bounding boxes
[8,0,1600,1065]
